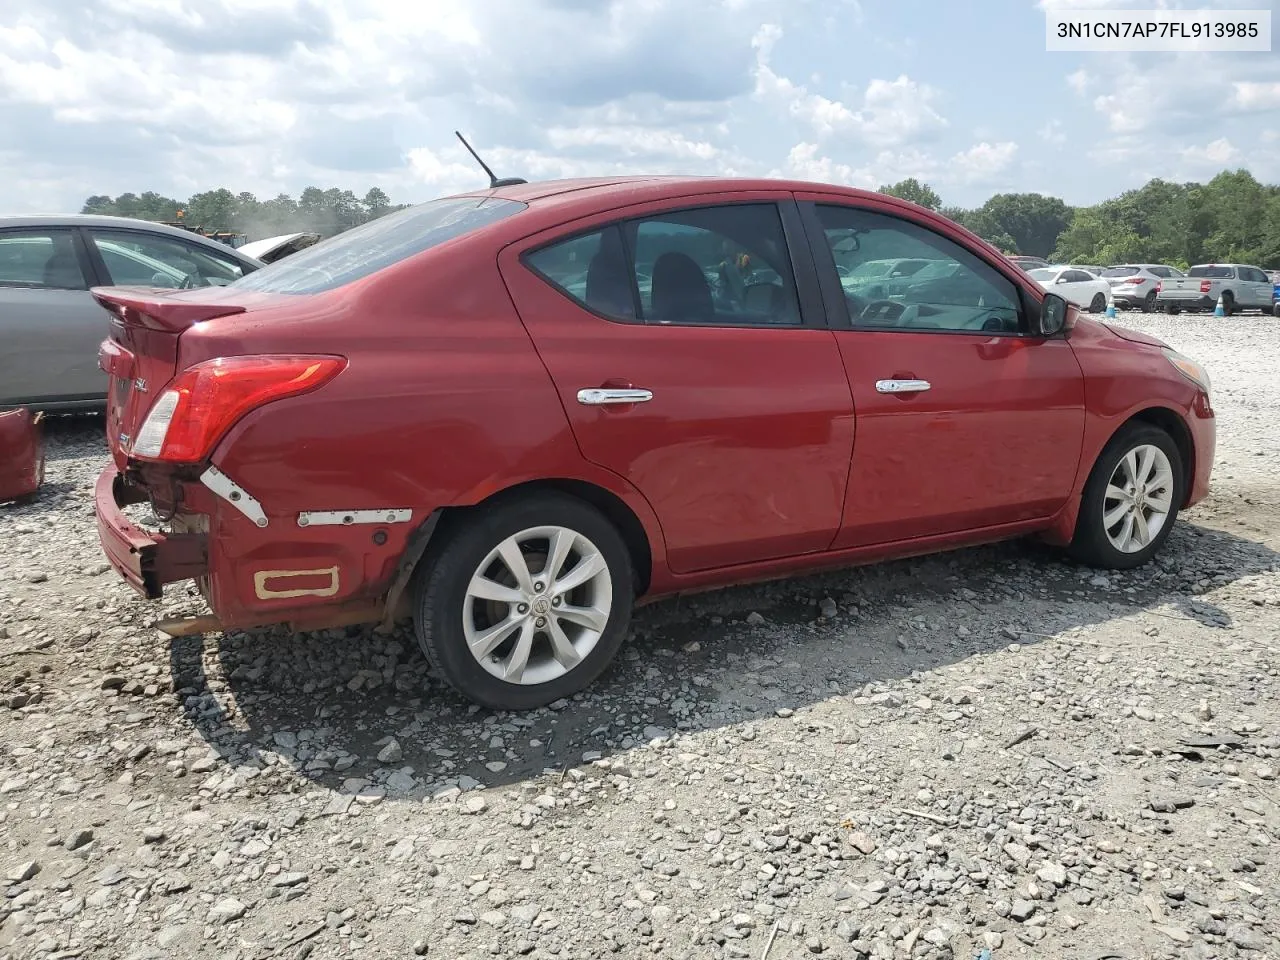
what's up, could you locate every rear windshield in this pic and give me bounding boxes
[1102,266,1139,277]
[231,196,527,294]
[1188,265,1232,278]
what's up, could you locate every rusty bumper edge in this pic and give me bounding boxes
[95,465,208,600]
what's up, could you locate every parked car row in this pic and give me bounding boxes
[1001,256,1278,316]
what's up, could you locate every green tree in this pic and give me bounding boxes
[363,187,391,219]
[968,193,1072,258]
[878,178,941,211]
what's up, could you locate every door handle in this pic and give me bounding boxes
[577,388,654,406]
[875,379,931,394]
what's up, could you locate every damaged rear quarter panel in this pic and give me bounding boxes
[189,245,592,625]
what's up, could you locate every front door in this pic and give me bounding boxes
[500,195,855,574]
[798,196,1087,548]
[0,226,103,406]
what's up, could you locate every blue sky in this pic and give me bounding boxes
[0,0,1276,217]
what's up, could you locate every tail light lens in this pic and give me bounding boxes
[1199,279,1212,294]
[1123,277,1144,284]
[132,355,347,462]
[1155,281,1162,293]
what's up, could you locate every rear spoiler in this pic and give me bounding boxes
[90,286,247,333]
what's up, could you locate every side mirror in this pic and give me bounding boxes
[1054,276,1068,284]
[1039,293,1070,336]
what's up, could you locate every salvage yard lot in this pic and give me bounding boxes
[2,312,1278,960]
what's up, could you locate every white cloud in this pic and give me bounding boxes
[948,141,1019,183]
[1180,137,1240,167]
[751,26,946,147]
[1231,81,1280,111]
[1038,120,1067,145]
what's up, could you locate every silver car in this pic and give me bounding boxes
[0,215,263,412]
[1100,263,1185,312]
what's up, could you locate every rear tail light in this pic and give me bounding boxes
[1123,277,1144,284]
[1199,280,1212,294]
[132,355,347,462]
[1155,281,1162,293]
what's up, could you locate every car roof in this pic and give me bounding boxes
[446,175,970,230]
[0,214,263,265]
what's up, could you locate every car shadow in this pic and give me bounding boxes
[163,517,1277,802]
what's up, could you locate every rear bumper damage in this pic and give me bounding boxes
[95,465,208,599]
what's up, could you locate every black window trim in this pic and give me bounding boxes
[795,198,1054,339]
[0,225,97,291]
[519,197,828,331]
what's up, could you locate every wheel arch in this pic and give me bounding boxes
[1122,406,1195,505]
[382,476,658,626]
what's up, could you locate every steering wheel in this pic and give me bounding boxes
[859,299,907,325]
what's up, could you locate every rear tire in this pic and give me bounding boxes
[1142,291,1157,312]
[1069,423,1184,570]
[1221,291,1235,316]
[1089,293,1106,313]
[412,493,634,711]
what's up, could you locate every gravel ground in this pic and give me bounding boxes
[2,311,1279,960]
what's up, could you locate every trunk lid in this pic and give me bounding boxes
[92,286,250,467]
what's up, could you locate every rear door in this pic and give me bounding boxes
[499,193,855,574]
[797,194,1086,547]
[0,226,104,406]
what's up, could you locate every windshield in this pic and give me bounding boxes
[232,196,527,294]
[1188,265,1232,278]
[1102,266,1139,277]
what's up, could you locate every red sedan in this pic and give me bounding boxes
[92,177,1215,711]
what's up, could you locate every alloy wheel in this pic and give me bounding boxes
[462,525,613,685]
[1102,444,1175,553]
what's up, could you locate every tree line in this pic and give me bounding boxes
[82,167,1280,269]
[879,168,1280,269]
[81,187,406,241]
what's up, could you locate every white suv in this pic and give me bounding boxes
[1100,264,1184,313]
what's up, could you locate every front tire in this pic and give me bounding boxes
[412,493,634,711]
[1069,423,1184,570]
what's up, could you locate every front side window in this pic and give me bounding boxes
[89,230,247,288]
[0,230,86,290]
[524,203,803,327]
[815,205,1022,333]
[234,196,527,294]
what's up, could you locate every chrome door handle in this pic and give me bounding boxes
[577,388,653,405]
[875,379,931,394]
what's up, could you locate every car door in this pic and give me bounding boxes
[796,194,1087,547]
[498,194,855,574]
[1243,267,1271,308]
[1058,270,1094,307]
[0,226,105,406]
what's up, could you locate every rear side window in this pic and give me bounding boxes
[524,202,804,327]
[0,230,87,290]
[233,196,527,294]
[1189,265,1232,278]
[525,225,636,321]
[88,229,247,288]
